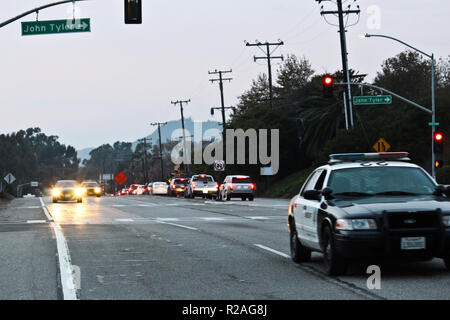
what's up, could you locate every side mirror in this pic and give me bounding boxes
[321,187,333,200]
[436,184,450,196]
[303,189,320,201]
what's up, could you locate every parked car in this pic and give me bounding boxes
[218,175,255,201]
[151,182,169,195]
[185,174,218,199]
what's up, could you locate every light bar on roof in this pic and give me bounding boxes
[329,152,409,161]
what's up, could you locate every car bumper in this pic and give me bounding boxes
[334,229,450,260]
[193,189,217,195]
[228,190,254,197]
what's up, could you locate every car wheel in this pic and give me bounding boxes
[322,225,347,276]
[241,196,246,201]
[77,198,82,203]
[249,196,254,201]
[52,198,58,203]
[444,255,450,270]
[226,194,231,201]
[290,227,311,263]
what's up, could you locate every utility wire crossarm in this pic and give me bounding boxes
[0,0,89,29]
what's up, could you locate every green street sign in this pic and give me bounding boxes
[353,95,392,105]
[21,19,90,36]
[428,122,440,126]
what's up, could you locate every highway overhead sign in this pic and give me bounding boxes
[373,138,391,153]
[21,19,90,36]
[4,173,16,184]
[353,95,392,105]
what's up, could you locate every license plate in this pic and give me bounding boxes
[203,189,208,194]
[401,237,426,250]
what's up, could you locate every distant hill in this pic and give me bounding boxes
[131,117,222,150]
[77,118,222,164]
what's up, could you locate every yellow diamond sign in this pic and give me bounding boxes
[373,138,391,152]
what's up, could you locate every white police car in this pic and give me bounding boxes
[287,152,450,275]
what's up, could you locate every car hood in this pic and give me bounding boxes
[331,195,450,216]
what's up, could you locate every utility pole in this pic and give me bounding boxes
[137,137,149,182]
[171,100,191,176]
[317,0,360,128]
[150,122,167,181]
[245,40,284,109]
[208,69,232,129]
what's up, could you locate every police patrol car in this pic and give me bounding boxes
[287,152,450,275]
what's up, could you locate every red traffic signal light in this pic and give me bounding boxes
[434,131,444,168]
[434,132,443,142]
[322,75,334,98]
[323,76,333,85]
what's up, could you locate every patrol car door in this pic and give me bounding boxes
[295,169,326,251]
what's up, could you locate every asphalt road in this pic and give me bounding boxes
[1,195,450,300]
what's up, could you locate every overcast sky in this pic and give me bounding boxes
[0,0,448,150]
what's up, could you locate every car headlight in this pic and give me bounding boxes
[75,188,86,197]
[52,188,61,197]
[94,187,101,193]
[443,216,450,227]
[336,218,377,231]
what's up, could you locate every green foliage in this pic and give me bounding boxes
[0,127,79,192]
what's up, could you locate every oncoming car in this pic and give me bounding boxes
[287,152,450,275]
[81,181,102,197]
[52,180,85,203]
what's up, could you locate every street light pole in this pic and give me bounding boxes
[364,33,436,179]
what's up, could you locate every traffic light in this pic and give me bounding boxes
[322,75,334,98]
[434,131,444,168]
[125,0,142,24]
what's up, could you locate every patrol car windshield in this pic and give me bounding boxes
[327,166,436,197]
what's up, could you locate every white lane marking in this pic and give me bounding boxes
[27,220,47,224]
[115,218,134,222]
[246,216,269,220]
[156,220,199,231]
[112,205,126,207]
[39,197,77,300]
[254,244,290,259]
[156,218,180,222]
[201,217,225,221]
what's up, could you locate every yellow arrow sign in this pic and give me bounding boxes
[373,138,391,152]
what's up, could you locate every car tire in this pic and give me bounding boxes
[290,227,311,263]
[241,196,246,201]
[322,225,347,276]
[77,198,82,203]
[226,193,231,201]
[52,198,58,203]
[249,196,254,201]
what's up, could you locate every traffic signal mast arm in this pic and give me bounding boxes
[337,82,432,115]
[0,0,89,29]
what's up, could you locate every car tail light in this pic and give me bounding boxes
[229,184,234,190]
[250,183,255,190]
[215,183,219,189]
[172,184,176,189]
[192,183,197,189]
